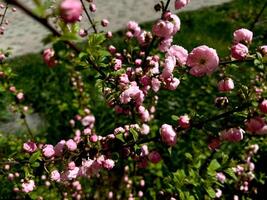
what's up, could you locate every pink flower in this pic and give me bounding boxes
[101,19,109,27]
[60,0,82,23]
[66,167,79,180]
[120,83,145,106]
[127,21,141,37]
[90,134,98,143]
[219,128,244,142]
[187,45,219,77]
[42,144,55,158]
[218,78,235,92]
[160,124,177,146]
[148,151,161,164]
[161,56,176,79]
[166,45,188,66]
[138,106,150,122]
[81,115,95,127]
[23,141,37,153]
[260,45,267,56]
[175,0,190,10]
[102,159,115,170]
[215,189,222,198]
[233,28,253,44]
[179,115,190,129]
[259,100,267,113]
[151,78,161,92]
[140,124,150,135]
[114,59,122,70]
[216,172,226,183]
[169,14,181,35]
[66,139,77,151]
[51,170,60,182]
[21,180,35,193]
[54,140,66,156]
[152,20,174,38]
[16,92,24,101]
[231,43,248,60]
[165,77,180,91]
[43,48,57,67]
[158,38,173,52]
[245,117,265,133]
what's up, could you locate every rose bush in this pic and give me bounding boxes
[0,0,267,199]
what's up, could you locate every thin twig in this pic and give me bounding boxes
[250,1,267,30]
[0,3,8,26]
[80,0,97,33]
[219,58,254,65]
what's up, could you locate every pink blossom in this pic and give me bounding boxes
[79,29,88,37]
[43,48,57,67]
[114,59,122,70]
[151,78,161,92]
[233,28,253,44]
[169,14,181,35]
[231,43,248,60]
[102,159,115,170]
[54,140,66,156]
[158,38,173,52]
[16,92,24,100]
[152,20,174,38]
[161,56,176,79]
[51,170,60,182]
[216,172,226,183]
[90,134,98,143]
[166,77,180,90]
[218,78,235,92]
[160,124,177,146]
[215,189,222,198]
[219,128,244,142]
[167,45,188,66]
[60,0,82,23]
[140,124,150,135]
[42,144,55,158]
[66,139,77,151]
[21,180,35,193]
[260,45,267,56]
[148,151,161,164]
[138,106,150,122]
[127,21,141,37]
[187,45,219,76]
[66,167,80,180]
[245,117,265,133]
[175,0,190,10]
[179,115,190,129]
[120,83,144,106]
[101,19,109,27]
[23,141,37,153]
[259,100,267,113]
[81,115,95,127]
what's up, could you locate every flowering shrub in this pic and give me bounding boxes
[0,0,267,199]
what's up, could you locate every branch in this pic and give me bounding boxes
[80,0,97,33]
[0,3,8,26]
[5,0,106,79]
[219,58,254,65]
[250,1,267,30]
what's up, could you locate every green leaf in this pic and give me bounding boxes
[225,168,237,180]
[116,134,125,143]
[29,151,41,163]
[207,159,220,172]
[171,115,179,121]
[204,186,216,198]
[130,128,139,141]
[31,162,40,168]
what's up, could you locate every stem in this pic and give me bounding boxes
[80,0,97,33]
[219,58,254,65]
[0,3,8,26]
[250,1,267,30]
[21,112,35,141]
[163,0,171,12]
[5,0,106,79]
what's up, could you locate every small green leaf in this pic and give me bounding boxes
[29,151,41,163]
[204,186,216,198]
[130,128,139,141]
[207,159,220,172]
[171,115,179,121]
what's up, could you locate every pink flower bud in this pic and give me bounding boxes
[160,124,177,146]
[101,19,109,27]
[179,115,190,129]
[166,45,188,66]
[42,144,55,158]
[16,92,24,101]
[260,45,267,56]
[79,29,88,37]
[175,0,190,10]
[216,172,226,183]
[102,159,115,170]
[148,151,161,164]
[66,139,77,151]
[233,28,253,44]
[259,100,267,113]
[231,43,248,60]
[23,142,37,153]
[218,78,235,92]
[60,0,82,23]
[106,31,112,38]
[90,134,98,143]
[54,140,66,156]
[43,48,57,67]
[89,3,96,12]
